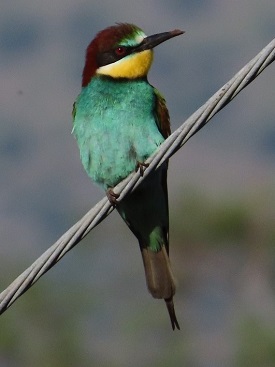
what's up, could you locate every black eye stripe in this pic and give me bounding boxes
[96,46,135,67]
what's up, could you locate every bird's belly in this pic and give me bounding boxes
[86,119,164,189]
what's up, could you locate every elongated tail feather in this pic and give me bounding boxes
[116,165,180,329]
[141,246,180,330]
[141,246,175,298]
[165,296,180,330]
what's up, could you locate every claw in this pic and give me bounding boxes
[135,161,149,177]
[106,188,120,206]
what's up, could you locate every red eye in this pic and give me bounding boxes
[115,46,126,56]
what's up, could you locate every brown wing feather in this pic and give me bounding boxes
[154,88,171,139]
[153,89,180,330]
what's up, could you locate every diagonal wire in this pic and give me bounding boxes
[0,38,274,315]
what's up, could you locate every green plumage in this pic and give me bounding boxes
[73,76,164,189]
[73,23,183,329]
[73,75,179,329]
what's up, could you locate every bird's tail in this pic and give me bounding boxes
[141,246,180,330]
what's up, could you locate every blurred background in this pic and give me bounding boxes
[1,0,275,366]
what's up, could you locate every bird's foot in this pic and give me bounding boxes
[135,161,149,177]
[106,188,120,206]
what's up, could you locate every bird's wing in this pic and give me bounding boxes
[152,88,170,254]
[153,88,171,139]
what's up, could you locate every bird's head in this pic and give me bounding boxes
[82,23,184,87]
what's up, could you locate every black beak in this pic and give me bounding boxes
[135,29,184,52]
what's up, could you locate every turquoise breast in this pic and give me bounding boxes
[73,76,164,189]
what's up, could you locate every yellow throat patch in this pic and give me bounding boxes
[97,50,153,79]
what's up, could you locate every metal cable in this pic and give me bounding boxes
[0,38,274,315]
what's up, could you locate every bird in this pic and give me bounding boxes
[72,23,184,330]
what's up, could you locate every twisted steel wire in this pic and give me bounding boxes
[0,38,274,315]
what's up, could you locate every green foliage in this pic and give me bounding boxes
[0,270,99,367]
[172,186,275,249]
[236,317,275,367]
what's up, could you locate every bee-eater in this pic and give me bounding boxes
[73,23,183,330]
